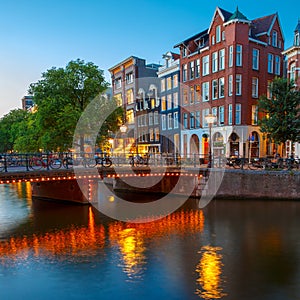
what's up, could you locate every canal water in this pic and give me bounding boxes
[0,183,300,300]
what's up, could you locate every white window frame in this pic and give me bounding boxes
[161,114,166,130]
[218,106,224,125]
[216,25,221,43]
[174,112,179,129]
[183,64,187,81]
[195,59,200,78]
[228,104,232,125]
[202,82,209,102]
[167,113,173,129]
[236,74,242,95]
[252,49,259,70]
[229,45,233,67]
[212,52,218,73]
[219,49,225,70]
[212,79,218,100]
[202,55,210,76]
[219,77,225,98]
[268,54,274,73]
[228,75,233,96]
[236,44,242,66]
[252,77,258,98]
[275,56,280,75]
[235,104,241,125]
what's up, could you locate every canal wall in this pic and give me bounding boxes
[215,170,300,200]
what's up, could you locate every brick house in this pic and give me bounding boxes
[282,20,300,157]
[174,7,284,159]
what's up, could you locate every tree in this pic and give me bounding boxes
[258,77,300,147]
[29,59,121,152]
[0,109,29,152]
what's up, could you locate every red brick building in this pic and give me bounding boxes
[174,7,284,159]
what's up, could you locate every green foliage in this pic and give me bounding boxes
[0,109,29,152]
[258,77,300,145]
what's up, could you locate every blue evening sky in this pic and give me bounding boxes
[0,0,299,117]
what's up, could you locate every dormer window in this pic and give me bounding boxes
[182,47,187,57]
[295,32,300,46]
[272,30,278,47]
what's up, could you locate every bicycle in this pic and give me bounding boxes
[129,154,149,167]
[29,155,62,170]
[86,154,112,168]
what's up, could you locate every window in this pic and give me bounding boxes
[173,74,178,88]
[229,45,233,67]
[202,108,210,127]
[149,128,154,141]
[202,55,209,76]
[222,31,225,41]
[252,105,258,125]
[290,63,296,81]
[167,77,172,90]
[195,59,200,78]
[173,92,178,108]
[216,25,221,43]
[212,35,215,45]
[295,32,300,46]
[212,79,218,100]
[212,52,218,73]
[236,75,242,95]
[268,54,274,73]
[275,56,280,75]
[190,112,195,129]
[188,86,194,104]
[126,109,134,124]
[272,30,278,47]
[126,89,134,104]
[174,112,179,129]
[154,111,159,124]
[161,78,165,92]
[228,75,233,96]
[167,94,172,110]
[236,44,242,66]
[115,93,122,106]
[219,49,225,70]
[252,49,259,70]
[196,111,200,128]
[235,104,241,125]
[161,96,166,111]
[183,113,188,129]
[183,89,188,105]
[212,107,217,120]
[195,85,201,102]
[219,106,224,125]
[115,77,122,89]
[228,104,232,125]
[182,47,187,57]
[126,72,133,84]
[190,61,195,80]
[183,64,187,81]
[149,112,153,125]
[219,77,225,98]
[202,82,209,101]
[168,113,173,129]
[252,78,258,98]
[161,115,166,130]
[155,128,159,142]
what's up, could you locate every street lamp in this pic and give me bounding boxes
[205,114,217,168]
[120,124,127,159]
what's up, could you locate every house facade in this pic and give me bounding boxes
[282,20,300,158]
[174,7,284,159]
[109,57,160,154]
[157,52,181,155]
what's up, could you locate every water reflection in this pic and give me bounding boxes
[195,245,226,299]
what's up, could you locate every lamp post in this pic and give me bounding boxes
[205,114,217,168]
[120,124,127,161]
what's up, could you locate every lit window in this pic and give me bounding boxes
[167,77,172,90]
[161,78,165,91]
[173,74,178,88]
[161,96,166,111]
[251,105,258,125]
[173,92,178,108]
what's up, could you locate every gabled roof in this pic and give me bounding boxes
[208,7,233,33]
[251,14,276,36]
[174,29,208,48]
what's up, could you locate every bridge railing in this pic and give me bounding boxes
[0,152,227,172]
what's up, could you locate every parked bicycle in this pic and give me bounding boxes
[29,155,62,170]
[129,154,149,167]
[86,153,112,168]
